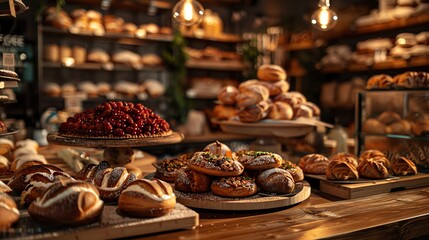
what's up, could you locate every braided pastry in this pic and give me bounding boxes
[359,149,385,163]
[326,160,359,180]
[357,158,389,179]
[391,157,417,176]
[330,152,358,167]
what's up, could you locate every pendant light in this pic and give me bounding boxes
[311,0,338,31]
[172,0,205,26]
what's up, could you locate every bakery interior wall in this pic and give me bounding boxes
[0,0,427,140]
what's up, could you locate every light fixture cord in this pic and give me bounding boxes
[318,0,330,8]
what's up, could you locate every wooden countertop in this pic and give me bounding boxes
[38,146,429,239]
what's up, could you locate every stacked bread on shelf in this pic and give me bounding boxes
[214,64,320,122]
[185,46,242,62]
[364,110,429,136]
[298,150,417,181]
[154,141,304,197]
[43,7,171,37]
[366,71,429,89]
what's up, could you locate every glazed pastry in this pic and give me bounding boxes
[298,154,330,175]
[28,180,104,226]
[213,104,237,120]
[75,161,111,181]
[363,119,386,135]
[329,152,358,167]
[391,157,417,176]
[357,158,389,179]
[8,164,72,193]
[378,111,402,125]
[273,91,307,107]
[118,179,176,218]
[217,86,239,105]
[189,151,244,177]
[326,160,359,181]
[237,100,270,123]
[103,147,135,166]
[10,154,47,172]
[279,160,304,182]
[211,176,257,197]
[0,138,14,157]
[235,85,269,108]
[366,74,394,89]
[359,149,385,163]
[203,141,233,157]
[257,64,287,82]
[268,101,293,120]
[0,192,19,230]
[236,151,282,171]
[386,120,412,135]
[0,155,9,174]
[92,167,137,203]
[174,166,211,193]
[154,154,189,182]
[256,168,295,194]
[0,181,11,193]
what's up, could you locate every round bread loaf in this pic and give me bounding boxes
[217,86,239,105]
[211,176,257,197]
[256,168,295,194]
[257,64,287,82]
[298,154,330,175]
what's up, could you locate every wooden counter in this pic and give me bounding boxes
[37,146,429,239]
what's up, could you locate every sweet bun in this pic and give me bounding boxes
[154,155,189,182]
[326,160,359,181]
[268,101,293,120]
[359,149,385,162]
[174,166,211,193]
[329,152,358,167]
[20,174,58,207]
[391,156,417,176]
[0,155,9,174]
[118,179,176,218]
[189,151,244,177]
[235,85,269,108]
[0,192,19,230]
[298,154,330,174]
[213,104,237,120]
[10,154,47,172]
[363,118,386,134]
[256,168,295,194]
[237,151,282,171]
[203,141,233,157]
[0,181,12,193]
[92,167,137,203]
[0,138,14,156]
[378,111,402,125]
[357,158,389,179]
[217,86,239,105]
[211,176,257,197]
[366,74,394,89]
[293,104,313,119]
[257,64,287,82]
[237,100,270,123]
[28,180,103,226]
[279,160,304,182]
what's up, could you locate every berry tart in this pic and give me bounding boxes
[58,101,171,139]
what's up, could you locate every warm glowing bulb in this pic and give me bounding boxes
[172,0,205,26]
[311,3,338,31]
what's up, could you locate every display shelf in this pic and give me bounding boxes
[182,132,255,144]
[359,133,429,142]
[183,32,243,43]
[284,41,325,52]
[42,26,173,45]
[185,59,246,71]
[42,61,166,72]
[353,13,429,35]
[66,0,172,11]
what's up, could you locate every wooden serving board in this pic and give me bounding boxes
[306,173,429,199]
[175,181,311,211]
[2,203,198,240]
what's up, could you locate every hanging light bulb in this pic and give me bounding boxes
[172,0,205,26]
[311,0,338,31]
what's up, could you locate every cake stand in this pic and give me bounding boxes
[47,132,184,165]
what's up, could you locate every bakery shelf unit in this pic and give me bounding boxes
[355,89,429,170]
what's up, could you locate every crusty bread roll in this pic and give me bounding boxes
[279,160,304,182]
[211,176,257,197]
[213,104,237,120]
[235,85,269,108]
[257,64,287,82]
[28,180,103,226]
[326,160,359,181]
[189,151,244,177]
[87,48,110,63]
[118,179,175,218]
[298,154,330,175]
[141,54,162,66]
[357,158,389,179]
[273,91,307,107]
[394,72,429,88]
[203,141,232,157]
[268,101,293,120]
[0,139,13,157]
[10,154,48,172]
[359,149,386,163]
[386,120,412,135]
[293,104,313,119]
[75,161,111,181]
[412,120,429,136]
[217,86,239,105]
[174,166,211,193]
[391,156,417,176]
[237,150,282,171]
[237,100,270,123]
[363,118,386,134]
[378,111,402,125]
[20,174,57,207]
[257,168,295,194]
[0,192,19,229]
[0,155,9,174]
[366,74,394,89]
[302,102,321,117]
[43,82,62,97]
[239,79,289,97]
[92,167,137,203]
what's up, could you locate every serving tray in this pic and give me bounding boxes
[175,181,311,211]
[306,173,429,199]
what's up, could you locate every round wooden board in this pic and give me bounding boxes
[175,181,311,211]
[47,132,183,148]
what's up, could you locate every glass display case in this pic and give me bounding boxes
[356,89,429,170]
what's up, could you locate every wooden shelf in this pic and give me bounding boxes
[354,13,429,35]
[186,59,246,71]
[319,57,429,74]
[43,62,166,72]
[42,26,173,45]
[66,0,172,11]
[182,132,254,144]
[284,41,325,52]
[183,32,243,43]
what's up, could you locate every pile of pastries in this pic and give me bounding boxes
[0,139,47,174]
[154,141,304,197]
[43,7,171,37]
[0,153,176,230]
[214,64,320,122]
[366,71,429,89]
[299,150,417,181]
